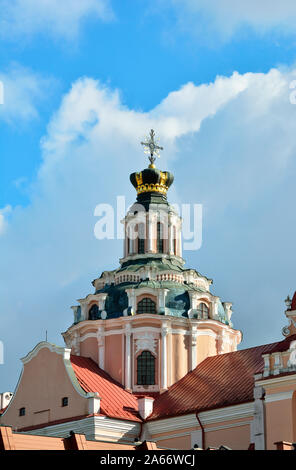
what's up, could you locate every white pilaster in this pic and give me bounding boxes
[125,288,136,313]
[97,326,105,370]
[252,386,265,450]
[72,331,80,356]
[161,325,168,390]
[97,293,108,311]
[148,212,157,253]
[178,220,182,258]
[125,324,132,390]
[124,220,128,257]
[80,303,88,321]
[191,327,198,370]
[262,354,270,377]
[147,212,153,253]
[168,219,174,255]
[158,288,169,313]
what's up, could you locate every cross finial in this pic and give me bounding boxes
[141,129,163,168]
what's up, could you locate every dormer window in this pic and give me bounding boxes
[89,304,99,320]
[137,297,156,314]
[197,302,209,319]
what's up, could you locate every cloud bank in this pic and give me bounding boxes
[167,0,296,39]
[0,64,53,123]
[0,0,113,41]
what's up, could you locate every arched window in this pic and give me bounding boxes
[157,222,164,253]
[89,304,99,320]
[137,350,155,385]
[137,297,157,314]
[197,302,209,319]
[137,223,145,254]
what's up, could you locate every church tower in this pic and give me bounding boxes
[63,130,242,393]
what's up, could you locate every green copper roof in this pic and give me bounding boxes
[97,257,212,283]
[120,256,184,272]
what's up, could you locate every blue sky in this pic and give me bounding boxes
[1,0,296,391]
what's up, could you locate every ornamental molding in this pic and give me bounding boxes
[80,332,97,342]
[146,402,254,435]
[134,332,158,354]
[69,324,235,343]
[264,391,294,403]
[21,342,92,400]
[119,252,185,266]
[23,415,141,443]
[77,293,107,305]
[21,342,71,364]
[255,374,296,387]
[64,315,240,343]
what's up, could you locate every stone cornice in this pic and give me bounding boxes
[146,402,254,435]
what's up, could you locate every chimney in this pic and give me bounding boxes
[137,396,154,419]
[87,393,101,414]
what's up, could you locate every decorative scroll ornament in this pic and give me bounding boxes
[135,332,157,354]
[282,326,290,337]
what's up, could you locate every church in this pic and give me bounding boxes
[1,130,296,450]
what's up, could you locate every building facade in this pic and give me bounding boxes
[1,131,296,450]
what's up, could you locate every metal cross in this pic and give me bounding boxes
[141,129,163,166]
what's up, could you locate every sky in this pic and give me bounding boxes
[1,0,296,391]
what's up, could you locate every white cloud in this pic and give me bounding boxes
[2,67,296,390]
[0,205,12,235]
[0,0,113,41]
[0,64,54,123]
[166,0,296,39]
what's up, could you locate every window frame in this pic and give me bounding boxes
[137,297,157,314]
[136,350,156,386]
[88,304,99,320]
[196,302,209,319]
[62,397,68,407]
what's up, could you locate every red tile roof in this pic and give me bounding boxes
[70,336,296,423]
[269,334,296,353]
[70,355,141,422]
[148,340,284,421]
